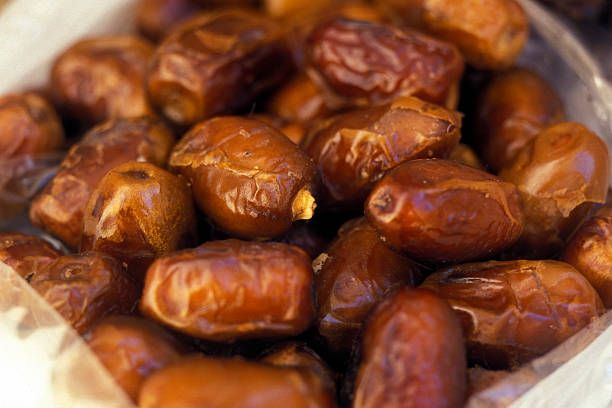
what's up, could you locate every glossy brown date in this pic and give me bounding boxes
[248,113,307,145]
[268,73,333,125]
[260,342,336,393]
[136,0,202,41]
[476,68,565,171]
[147,9,292,126]
[0,232,62,281]
[315,218,421,353]
[139,356,338,408]
[304,97,461,209]
[562,206,612,308]
[0,93,64,159]
[140,240,315,342]
[81,162,197,281]
[85,316,182,402]
[422,260,604,368]
[449,143,485,170]
[51,36,153,125]
[377,0,528,69]
[366,159,524,263]
[306,18,464,108]
[353,288,466,408]
[30,252,138,334]
[169,116,317,239]
[30,117,174,249]
[499,122,610,258]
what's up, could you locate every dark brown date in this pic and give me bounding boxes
[30,252,138,334]
[449,143,485,170]
[140,240,315,342]
[268,73,334,125]
[260,342,336,393]
[85,316,182,402]
[30,117,174,249]
[562,206,612,308]
[304,96,461,209]
[169,116,317,239]
[136,0,202,42]
[147,9,292,126]
[81,162,197,281]
[499,122,610,258]
[315,218,421,353]
[279,222,330,259]
[139,356,338,408]
[366,159,524,263]
[353,288,466,408]
[377,0,529,69]
[306,18,464,108]
[51,36,154,125]
[422,260,604,368]
[0,93,64,159]
[0,232,62,281]
[477,68,565,171]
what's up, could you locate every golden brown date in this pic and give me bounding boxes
[304,97,461,209]
[81,162,197,281]
[366,159,524,263]
[315,218,421,353]
[136,0,202,41]
[268,73,333,125]
[0,93,64,159]
[248,113,307,145]
[353,288,466,408]
[260,342,336,393]
[423,260,604,368]
[139,356,338,408]
[0,232,62,281]
[499,122,610,258]
[51,36,153,125]
[169,116,317,239]
[29,117,174,249]
[147,9,292,126]
[562,206,612,308]
[377,0,529,69]
[30,252,138,334]
[476,68,565,171]
[449,143,485,170]
[306,18,464,108]
[85,316,182,402]
[140,240,315,342]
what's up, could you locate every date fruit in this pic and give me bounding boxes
[423,260,604,368]
[170,116,317,239]
[140,240,315,341]
[366,159,524,263]
[0,232,62,281]
[136,0,201,41]
[353,287,466,408]
[81,162,197,281]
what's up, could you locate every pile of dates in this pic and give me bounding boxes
[0,0,610,407]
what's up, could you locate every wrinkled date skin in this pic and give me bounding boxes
[147,9,293,126]
[136,0,202,41]
[51,36,154,125]
[0,232,62,281]
[81,162,197,281]
[30,117,174,249]
[376,0,529,69]
[500,122,610,258]
[306,18,464,108]
[170,116,317,239]
[353,288,466,408]
[140,240,315,342]
[268,73,334,125]
[563,206,612,308]
[139,356,338,408]
[477,68,565,171]
[366,159,524,263]
[304,96,461,209]
[423,260,604,368]
[0,93,64,159]
[315,218,421,353]
[30,252,139,334]
[85,316,182,402]
[449,143,485,170]
[260,342,336,393]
